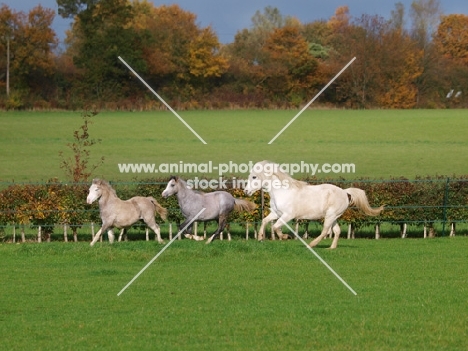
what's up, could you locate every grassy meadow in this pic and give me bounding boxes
[1,238,467,350]
[0,109,467,182]
[1,109,468,350]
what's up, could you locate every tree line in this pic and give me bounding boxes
[1,176,467,242]
[0,0,467,110]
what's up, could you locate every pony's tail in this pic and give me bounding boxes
[345,188,384,216]
[234,198,257,213]
[149,197,168,221]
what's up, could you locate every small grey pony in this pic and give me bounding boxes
[162,176,256,243]
[87,178,167,246]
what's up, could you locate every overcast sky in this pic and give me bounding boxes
[2,0,468,45]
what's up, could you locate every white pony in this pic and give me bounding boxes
[244,161,384,249]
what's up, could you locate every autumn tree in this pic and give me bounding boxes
[13,6,57,96]
[326,4,352,56]
[323,6,424,108]
[0,5,16,97]
[433,14,468,106]
[60,0,147,100]
[409,0,443,106]
[261,26,318,103]
[223,6,298,100]
[410,0,442,49]
[324,7,375,107]
[389,2,406,32]
[57,0,99,18]
[0,5,57,104]
[131,2,227,99]
[434,14,468,64]
[301,20,332,59]
[376,30,423,108]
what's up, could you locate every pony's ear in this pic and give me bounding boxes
[169,175,178,182]
[92,178,101,185]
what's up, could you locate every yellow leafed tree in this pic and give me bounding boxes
[378,48,424,108]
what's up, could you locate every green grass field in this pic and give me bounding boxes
[1,238,467,350]
[1,110,467,350]
[1,109,467,182]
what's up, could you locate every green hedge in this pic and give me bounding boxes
[1,176,467,241]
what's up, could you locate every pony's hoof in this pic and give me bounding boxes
[184,234,193,239]
[206,235,216,244]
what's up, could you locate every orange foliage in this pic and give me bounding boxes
[13,6,57,74]
[328,6,350,33]
[261,26,318,98]
[434,14,468,64]
[131,3,227,81]
[377,32,424,108]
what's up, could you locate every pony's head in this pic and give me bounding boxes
[87,178,105,204]
[244,160,293,196]
[162,176,180,198]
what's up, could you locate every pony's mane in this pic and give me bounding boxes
[93,178,117,196]
[170,176,204,194]
[257,161,308,189]
[170,175,187,185]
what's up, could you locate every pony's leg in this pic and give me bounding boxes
[309,217,335,248]
[191,222,204,241]
[144,216,164,244]
[183,223,194,239]
[192,234,205,241]
[108,229,115,244]
[272,214,294,240]
[90,228,103,246]
[178,220,193,240]
[329,221,341,249]
[118,228,125,242]
[206,214,228,244]
[148,223,164,244]
[258,212,278,241]
[90,223,111,246]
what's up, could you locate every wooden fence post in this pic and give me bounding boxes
[401,223,407,238]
